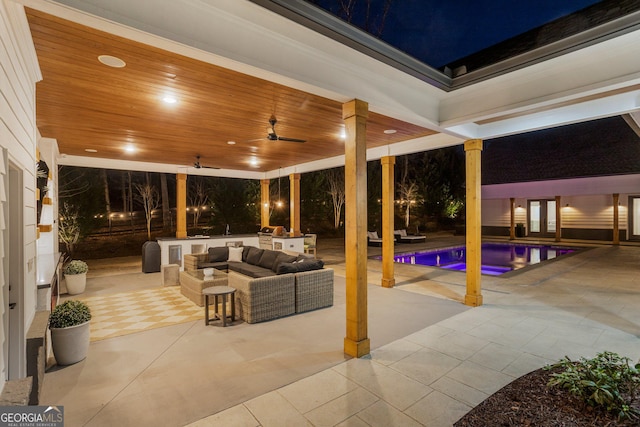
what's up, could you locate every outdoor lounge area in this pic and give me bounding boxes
[3,0,640,425]
[40,235,640,426]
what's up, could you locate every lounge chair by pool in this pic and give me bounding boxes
[394,229,426,243]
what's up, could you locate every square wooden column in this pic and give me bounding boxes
[555,195,562,242]
[289,173,301,236]
[261,179,270,228]
[509,198,515,240]
[176,173,187,238]
[613,193,620,245]
[343,99,370,357]
[381,156,395,288]
[464,139,483,307]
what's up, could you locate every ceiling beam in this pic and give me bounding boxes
[623,112,640,138]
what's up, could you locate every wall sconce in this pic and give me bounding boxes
[517,204,522,208]
[565,203,569,207]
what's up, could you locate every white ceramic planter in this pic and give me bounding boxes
[50,321,90,365]
[65,272,87,295]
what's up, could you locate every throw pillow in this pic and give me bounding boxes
[246,247,264,265]
[208,246,229,262]
[295,258,325,272]
[272,252,298,272]
[258,249,280,270]
[295,254,310,262]
[276,262,298,274]
[227,246,243,262]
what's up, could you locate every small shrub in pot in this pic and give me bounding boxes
[49,300,92,365]
[63,260,89,275]
[49,300,92,329]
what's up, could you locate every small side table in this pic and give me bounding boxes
[203,286,236,327]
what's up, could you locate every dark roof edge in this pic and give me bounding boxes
[482,171,640,186]
[449,7,640,88]
[248,0,453,91]
[250,0,640,93]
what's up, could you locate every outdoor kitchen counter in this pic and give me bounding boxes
[157,235,259,270]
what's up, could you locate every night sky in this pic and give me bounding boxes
[310,0,602,67]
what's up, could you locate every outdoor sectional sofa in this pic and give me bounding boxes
[183,246,334,323]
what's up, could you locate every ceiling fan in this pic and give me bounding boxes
[266,115,306,143]
[193,155,219,169]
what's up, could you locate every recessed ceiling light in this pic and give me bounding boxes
[383,129,397,134]
[249,157,259,167]
[124,144,136,153]
[84,148,98,153]
[98,55,126,68]
[162,96,177,104]
[227,141,236,145]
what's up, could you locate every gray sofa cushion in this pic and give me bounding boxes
[276,258,324,274]
[228,262,276,278]
[257,249,280,270]
[246,247,264,265]
[276,262,298,274]
[295,258,324,271]
[272,252,298,272]
[242,246,252,262]
[208,246,229,262]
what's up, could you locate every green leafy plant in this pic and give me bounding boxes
[63,260,88,275]
[59,202,82,256]
[445,199,464,219]
[546,351,640,420]
[49,300,92,329]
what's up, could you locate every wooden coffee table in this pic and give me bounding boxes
[203,286,236,326]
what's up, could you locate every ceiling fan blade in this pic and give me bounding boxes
[276,136,306,143]
[193,155,219,169]
[261,115,306,142]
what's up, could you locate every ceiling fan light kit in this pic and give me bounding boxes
[267,115,306,143]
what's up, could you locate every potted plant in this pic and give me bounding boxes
[64,260,89,295]
[49,300,92,365]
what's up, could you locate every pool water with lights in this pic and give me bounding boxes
[386,243,580,276]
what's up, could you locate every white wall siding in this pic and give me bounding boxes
[482,199,508,226]
[562,194,627,230]
[482,198,527,227]
[0,0,42,387]
[483,195,629,231]
[483,175,640,199]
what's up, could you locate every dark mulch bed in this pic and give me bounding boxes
[454,367,640,427]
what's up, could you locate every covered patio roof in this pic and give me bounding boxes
[22,0,640,179]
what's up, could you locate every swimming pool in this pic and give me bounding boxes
[386,243,580,276]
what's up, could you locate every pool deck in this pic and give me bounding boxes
[42,233,640,426]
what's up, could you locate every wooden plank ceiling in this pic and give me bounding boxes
[26,8,437,173]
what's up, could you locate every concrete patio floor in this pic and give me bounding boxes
[41,234,640,426]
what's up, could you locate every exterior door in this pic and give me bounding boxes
[528,199,556,237]
[631,196,640,240]
[7,164,25,379]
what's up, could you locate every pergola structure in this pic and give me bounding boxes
[19,0,640,357]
